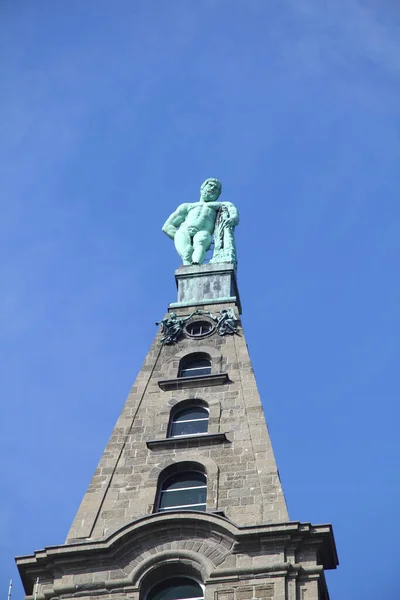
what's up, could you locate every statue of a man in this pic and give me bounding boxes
[162,178,239,265]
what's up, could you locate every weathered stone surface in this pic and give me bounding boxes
[65,297,287,541]
[16,266,337,600]
[171,263,242,313]
[16,514,336,600]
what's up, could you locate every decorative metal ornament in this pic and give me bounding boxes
[156,307,239,344]
[213,307,239,336]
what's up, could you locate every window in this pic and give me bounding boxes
[147,578,203,600]
[185,321,213,337]
[179,354,211,378]
[169,405,209,437]
[157,471,207,512]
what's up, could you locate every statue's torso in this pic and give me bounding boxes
[183,202,220,233]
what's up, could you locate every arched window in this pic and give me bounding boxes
[147,578,204,600]
[178,353,211,378]
[168,405,209,437]
[157,471,207,512]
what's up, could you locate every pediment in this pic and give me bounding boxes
[16,512,238,596]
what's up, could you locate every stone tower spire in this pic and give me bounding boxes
[16,183,338,600]
[65,263,287,542]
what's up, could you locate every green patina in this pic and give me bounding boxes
[156,307,239,345]
[162,178,239,267]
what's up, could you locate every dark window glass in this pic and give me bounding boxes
[157,471,207,512]
[163,472,205,489]
[159,487,206,509]
[169,406,209,437]
[171,420,208,437]
[148,578,203,600]
[179,356,211,378]
[186,321,212,336]
[174,407,208,421]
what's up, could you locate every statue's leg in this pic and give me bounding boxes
[174,228,193,265]
[192,231,212,264]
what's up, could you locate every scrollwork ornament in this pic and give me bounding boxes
[156,307,239,344]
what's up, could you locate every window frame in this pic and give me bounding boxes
[156,469,207,513]
[144,576,205,600]
[185,320,214,338]
[168,405,209,438]
[178,353,212,378]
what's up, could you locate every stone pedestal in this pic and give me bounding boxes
[169,262,242,314]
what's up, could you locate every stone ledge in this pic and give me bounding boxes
[146,432,231,450]
[169,297,238,310]
[158,373,229,391]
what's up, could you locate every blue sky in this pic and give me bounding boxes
[1,1,400,598]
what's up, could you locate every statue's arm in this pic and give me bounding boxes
[224,202,240,226]
[162,204,188,239]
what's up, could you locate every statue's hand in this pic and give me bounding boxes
[162,204,189,240]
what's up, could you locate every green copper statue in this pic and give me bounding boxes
[162,178,239,266]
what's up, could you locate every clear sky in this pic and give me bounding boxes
[1,1,400,598]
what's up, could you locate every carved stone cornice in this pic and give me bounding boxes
[16,513,338,596]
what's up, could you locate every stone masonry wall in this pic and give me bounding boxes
[27,514,327,600]
[67,301,288,542]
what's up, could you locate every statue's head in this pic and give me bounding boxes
[200,178,222,202]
